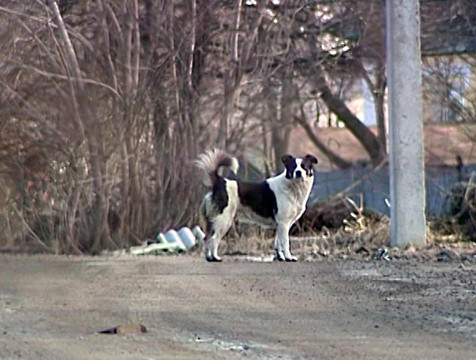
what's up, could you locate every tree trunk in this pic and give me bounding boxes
[357,60,387,155]
[312,67,385,165]
[295,114,352,169]
[220,0,242,147]
[271,73,294,171]
[375,64,387,153]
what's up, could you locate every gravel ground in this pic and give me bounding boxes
[0,254,475,359]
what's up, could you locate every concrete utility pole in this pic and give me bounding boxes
[386,0,426,247]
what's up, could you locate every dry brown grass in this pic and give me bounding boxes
[217,200,476,262]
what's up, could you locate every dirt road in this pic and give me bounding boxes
[0,254,474,359]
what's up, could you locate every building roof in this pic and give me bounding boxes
[288,124,476,171]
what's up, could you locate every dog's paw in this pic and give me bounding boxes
[206,255,222,262]
[275,249,286,262]
[285,255,298,262]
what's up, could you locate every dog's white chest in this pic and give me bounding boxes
[268,176,312,225]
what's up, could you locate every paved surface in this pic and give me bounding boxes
[0,254,475,359]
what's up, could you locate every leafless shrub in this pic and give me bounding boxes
[0,0,220,253]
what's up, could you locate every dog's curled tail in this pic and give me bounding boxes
[195,148,239,187]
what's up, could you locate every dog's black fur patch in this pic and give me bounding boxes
[281,155,297,179]
[302,154,318,177]
[237,181,278,220]
[212,177,228,214]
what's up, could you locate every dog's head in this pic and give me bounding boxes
[281,154,318,180]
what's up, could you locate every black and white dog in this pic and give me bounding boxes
[196,149,317,262]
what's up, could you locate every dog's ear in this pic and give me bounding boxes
[304,154,318,165]
[281,154,294,165]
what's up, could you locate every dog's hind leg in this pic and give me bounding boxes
[206,209,235,262]
[208,232,223,262]
[200,179,238,262]
[205,229,226,262]
[203,236,212,261]
[199,195,214,261]
[274,228,285,261]
[202,224,220,262]
[203,222,220,262]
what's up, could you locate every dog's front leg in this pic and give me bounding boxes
[277,223,298,262]
[275,223,297,262]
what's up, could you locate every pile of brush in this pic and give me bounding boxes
[289,196,390,258]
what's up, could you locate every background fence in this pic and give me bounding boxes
[311,164,476,216]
